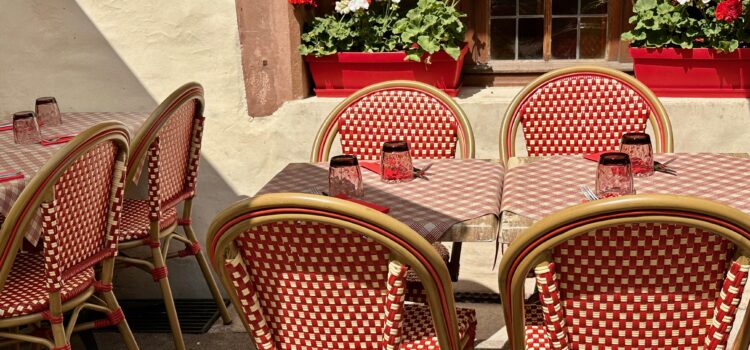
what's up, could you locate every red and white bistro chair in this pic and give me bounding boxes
[499,194,750,349]
[207,193,477,349]
[311,80,476,292]
[0,122,137,349]
[499,66,674,164]
[116,82,231,350]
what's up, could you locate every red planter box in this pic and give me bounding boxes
[305,44,469,97]
[631,47,750,98]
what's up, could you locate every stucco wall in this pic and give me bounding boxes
[0,0,249,298]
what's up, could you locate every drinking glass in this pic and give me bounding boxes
[380,141,413,183]
[35,97,62,127]
[620,132,653,177]
[595,152,635,198]
[328,155,364,198]
[13,111,42,145]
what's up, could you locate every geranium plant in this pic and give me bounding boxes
[297,0,466,62]
[621,0,750,51]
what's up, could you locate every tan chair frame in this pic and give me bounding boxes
[207,193,472,350]
[117,82,231,350]
[499,66,674,164]
[0,122,137,349]
[498,194,750,350]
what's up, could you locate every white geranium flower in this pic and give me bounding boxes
[348,0,370,12]
[675,0,691,5]
[701,0,710,4]
[335,0,351,14]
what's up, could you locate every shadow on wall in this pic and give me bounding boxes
[0,0,244,299]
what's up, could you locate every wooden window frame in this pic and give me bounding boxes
[459,0,634,86]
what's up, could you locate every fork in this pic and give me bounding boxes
[580,185,600,201]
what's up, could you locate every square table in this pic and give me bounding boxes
[256,159,505,243]
[0,112,149,245]
[499,153,750,243]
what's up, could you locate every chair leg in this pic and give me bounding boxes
[183,224,232,324]
[151,246,186,350]
[50,316,69,350]
[99,290,139,350]
[448,242,463,282]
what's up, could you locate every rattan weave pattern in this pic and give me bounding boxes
[338,89,459,161]
[225,219,476,349]
[518,74,651,157]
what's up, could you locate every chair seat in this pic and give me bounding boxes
[0,253,94,318]
[405,243,450,303]
[119,199,178,241]
[400,303,476,349]
[525,325,551,349]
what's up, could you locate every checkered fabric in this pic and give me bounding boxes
[501,154,750,228]
[224,219,476,349]
[517,73,651,156]
[41,141,121,291]
[0,112,148,245]
[337,88,460,161]
[527,223,746,349]
[0,253,94,318]
[119,199,177,241]
[258,159,503,242]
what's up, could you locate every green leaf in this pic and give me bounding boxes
[634,0,658,12]
[444,46,461,59]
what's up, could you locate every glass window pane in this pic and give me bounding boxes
[552,18,578,59]
[580,17,607,58]
[491,19,517,60]
[552,0,578,15]
[519,0,544,15]
[518,18,544,59]
[492,0,516,16]
[582,0,607,14]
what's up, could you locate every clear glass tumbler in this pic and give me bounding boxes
[35,97,62,127]
[380,141,413,183]
[12,111,42,145]
[595,152,635,198]
[620,132,654,177]
[328,155,364,198]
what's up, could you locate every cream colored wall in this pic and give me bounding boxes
[0,0,249,298]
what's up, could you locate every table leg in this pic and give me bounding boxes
[448,242,462,282]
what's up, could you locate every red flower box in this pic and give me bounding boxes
[630,47,750,98]
[305,44,469,97]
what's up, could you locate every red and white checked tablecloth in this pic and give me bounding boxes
[257,159,504,242]
[501,153,750,221]
[0,112,149,245]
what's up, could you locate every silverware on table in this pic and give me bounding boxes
[580,185,600,201]
[0,171,22,179]
[413,163,432,180]
[654,159,677,175]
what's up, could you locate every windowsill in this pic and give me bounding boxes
[464,59,634,74]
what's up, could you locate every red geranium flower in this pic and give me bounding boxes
[716,0,742,22]
[289,0,317,6]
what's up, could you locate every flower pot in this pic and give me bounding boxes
[305,44,469,97]
[630,47,750,98]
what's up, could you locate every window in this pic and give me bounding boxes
[490,0,608,60]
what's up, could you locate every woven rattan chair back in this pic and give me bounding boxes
[208,193,466,350]
[499,66,673,164]
[0,122,129,291]
[311,80,475,162]
[127,82,204,209]
[498,194,750,350]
